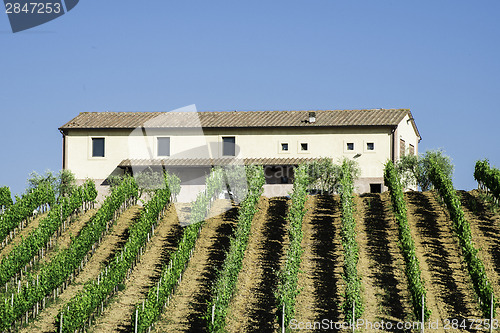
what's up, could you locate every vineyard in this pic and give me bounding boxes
[0,160,499,332]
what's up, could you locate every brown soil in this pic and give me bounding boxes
[405,191,482,332]
[20,205,142,333]
[225,197,289,333]
[294,195,344,328]
[355,193,413,325]
[458,190,500,309]
[90,204,184,333]
[0,211,48,260]
[154,199,238,333]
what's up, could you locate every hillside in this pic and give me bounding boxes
[5,190,499,332]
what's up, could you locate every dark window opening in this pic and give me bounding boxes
[347,142,354,151]
[92,138,105,157]
[223,137,235,156]
[409,144,415,156]
[370,183,382,193]
[400,139,406,157]
[281,143,289,151]
[367,142,375,151]
[300,143,308,151]
[157,137,171,156]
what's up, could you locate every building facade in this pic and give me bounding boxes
[59,109,421,196]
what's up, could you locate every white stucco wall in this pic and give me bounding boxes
[202,127,393,179]
[396,114,420,159]
[65,126,394,182]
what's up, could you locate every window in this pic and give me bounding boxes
[157,137,170,157]
[366,142,375,151]
[222,137,235,156]
[370,183,382,193]
[92,138,105,157]
[281,143,289,151]
[400,139,406,157]
[347,142,354,151]
[409,144,415,156]
[300,143,308,151]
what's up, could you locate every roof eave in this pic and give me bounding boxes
[60,124,398,131]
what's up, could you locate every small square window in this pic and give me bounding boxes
[347,142,354,151]
[300,143,308,151]
[281,143,289,151]
[367,142,374,151]
[92,138,105,157]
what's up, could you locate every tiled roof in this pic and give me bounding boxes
[59,109,414,130]
[118,157,322,167]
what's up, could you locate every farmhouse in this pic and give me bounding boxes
[58,109,420,197]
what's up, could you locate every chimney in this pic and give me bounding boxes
[308,112,316,123]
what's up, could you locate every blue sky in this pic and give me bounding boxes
[1,1,499,196]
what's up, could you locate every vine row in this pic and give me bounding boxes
[0,184,55,248]
[134,168,225,333]
[429,159,496,317]
[384,160,430,320]
[339,160,363,321]
[275,164,308,332]
[0,180,97,288]
[0,180,104,330]
[54,174,174,332]
[206,165,265,332]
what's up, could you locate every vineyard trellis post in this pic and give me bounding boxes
[421,294,424,333]
[490,293,493,333]
[352,300,355,333]
[135,308,138,333]
[282,304,285,333]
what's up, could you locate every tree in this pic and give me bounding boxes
[27,169,77,201]
[306,158,336,194]
[27,170,57,192]
[0,186,13,211]
[58,169,77,198]
[396,149,454,191]
[165,172,181,201]
[305,157,360,194]
[223,165,248,204]
[134,171,164,198]
[107,174,125,189]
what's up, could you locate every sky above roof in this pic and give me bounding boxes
[1,1,499,196]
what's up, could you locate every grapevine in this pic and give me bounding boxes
[207,165,265,332]
[474,159,500,205]
[0,181,94,288]
[0,184,55,248]
[275,164,308,332]
[339,160,363,321]
[429,159,496,317]
[0,179,101,330]
[384,161,430,320]
[133,168,226,333]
